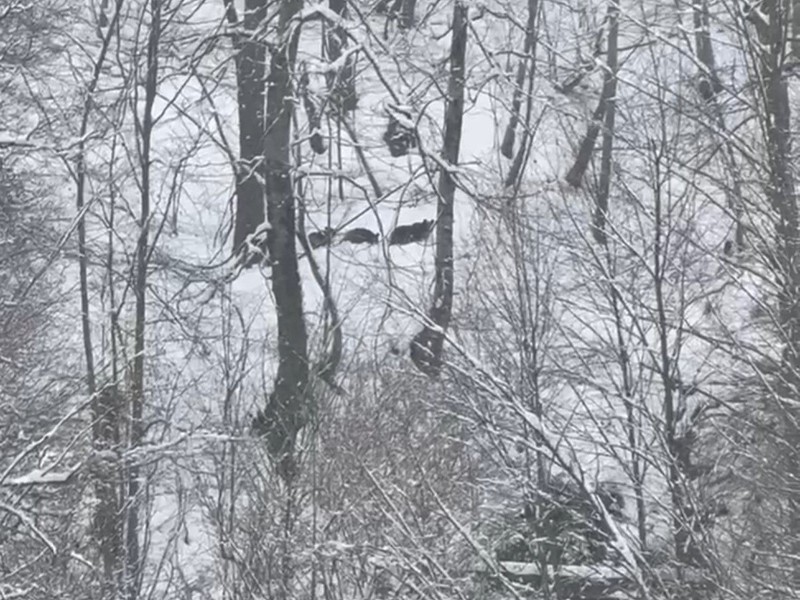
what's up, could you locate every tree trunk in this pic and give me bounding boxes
[326,0,357,112]
[229,0,268,256]
[126,1,161,596]
[592,0,619,246]
[410,0,467,376]
[500,61,526,160]
[652,154,704,567]
[377,0,415,31]
[256,0,310,481]
[92,386,122,596]
[758,1,800,584]
[687,0,744,246]
[398,0,416,29]
[74,2,124,593]
[564,96,606,188]
[692,0,723,101]
[565,0,618,190]
[299,67,326,154]
[503,0,540,189]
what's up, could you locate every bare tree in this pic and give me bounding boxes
[226,0,268,258]
[503,0,541,189]
[564,0,618,192]
[738,0,800,589]
[69,0,128,592]
[251,0,310,486]
[692,0,723,102]
[410,0,467,377]
[325,0,357,112]
[591,0,618,246]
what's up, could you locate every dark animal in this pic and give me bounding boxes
[341,227,379,245]
[308,227,335,249]
[383,109,417,157]
[723,239,733,256]
[388,220,433,245]
[309,130,326,155]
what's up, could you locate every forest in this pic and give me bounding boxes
[2,0,800,598]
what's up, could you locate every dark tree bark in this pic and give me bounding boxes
[398,0,416,30]
[756,2,800,583]
[564,95,606,188]
[125,2,161,597]
[653,158,703,567]
[326,0,357,112]
[377,0,416,32]
[92,385,122,593]
[680,0,745,246]
[692,0,723,101]
[690,0,744,247]
[565,1,618,192]
[299,66,326,154]
[592,0,619,246]
[760,2,800,329]
[227,0,268,256]
[500,60,526,160]
[503,0,540,189]
[74,1,125,593]
[500,0,538,164]
[252,0,310,481]
[410,0,467,376]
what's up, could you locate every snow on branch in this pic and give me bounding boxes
[0,501,57,555]
[1,463,81,487]
[0,397,89,485]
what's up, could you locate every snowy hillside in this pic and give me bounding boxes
[2,0,800,599]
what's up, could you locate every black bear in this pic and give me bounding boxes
[308,227,336,249]
[342,227,379,245]
[383,108,417,157]
[723,239,733,256]
[388,220,434,245]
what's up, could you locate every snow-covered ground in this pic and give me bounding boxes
[2,0,793,597]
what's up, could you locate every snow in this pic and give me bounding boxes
[1,465,81,487]
[2,0,793,596]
